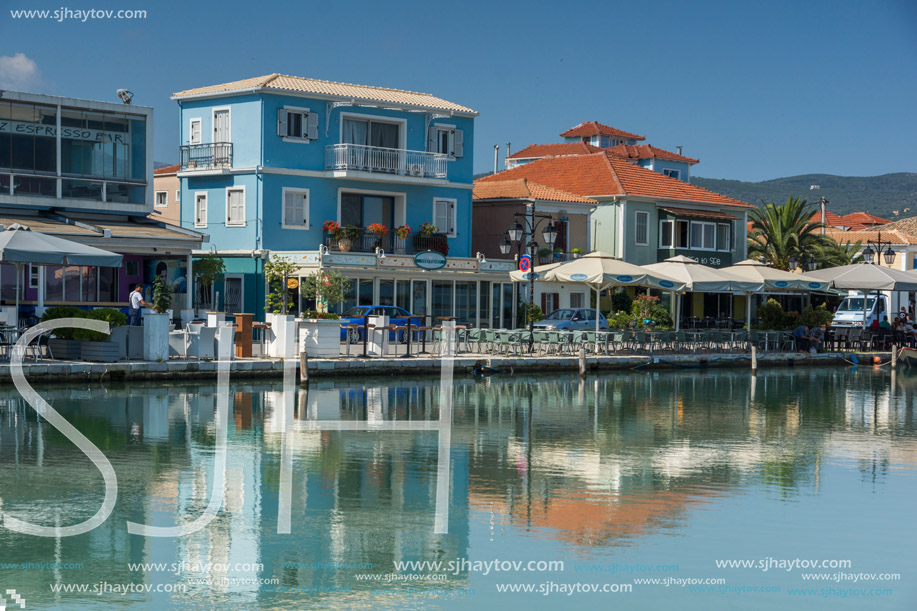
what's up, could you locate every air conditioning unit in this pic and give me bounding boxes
[408,164,425,177]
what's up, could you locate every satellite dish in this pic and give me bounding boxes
[116,89,133,104]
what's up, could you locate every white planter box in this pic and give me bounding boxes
[298,319,341,358]
[143,313,170,361]
[80,341,120,363]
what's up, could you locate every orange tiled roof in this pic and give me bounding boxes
[473,179,596,204]
[839,212,891,226]
[172,73,476,114]
[154,163,180,175]
[477,152,751,208]
[605,144,699,164]
[506,142,603,160]
[560,121,645,141]
[809,210,849,227]
[824,228,917,245]
[657,207,740,220]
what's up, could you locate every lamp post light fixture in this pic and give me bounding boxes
[505,203,558,352]
[861,232,896,265]
[787,249,818,272]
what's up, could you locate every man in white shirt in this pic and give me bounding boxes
[129,284,149,326]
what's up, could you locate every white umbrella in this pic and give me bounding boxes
[643,256,765,330]
[805,263,917,326]
[543,252,686,337]
[0,224,123,321]
[721,259,830,328]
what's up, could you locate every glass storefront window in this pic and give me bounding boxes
[358,278,373,305]
[63,266,80,302]
[99,267,117,302]
[46,266,63,301]
[454,281,476,326]
[492,283,501,329]
[340,278,356,313]
[479,281,490,327]
[411,281,427,319]
[378,279,394,306]
[81,266,98,302]
[13,175,55,197]
[4,102,56,174]
[395,280,410,311]
[432,281,452,320]
[502,283,514,329]
[0,174,9,193]
[105,182,145,204]
[61,179,102,200]
[0,264,24,302]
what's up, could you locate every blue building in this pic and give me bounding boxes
[174,74,517,324]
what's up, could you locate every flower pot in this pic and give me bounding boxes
[298,318,341,358]
[48,338,81,360]
[337,238,352,252]
[80,340,121,363]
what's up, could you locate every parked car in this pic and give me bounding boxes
[533,308,609,330]
[339,305,423,343]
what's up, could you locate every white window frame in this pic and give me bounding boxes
[225,186,246,227]
[570,292,585,309]
[194,191,208,228]
[433,198,457,238]
[635,210,649,246]
[189,118,202,145]
[335,187,407,227]
[175,190,180,203]
[154,190,168,208]
[282,187,310,230]
[280,105,313,143]
[432,123,455,156]
[29,264,39,289]
[716,223,732,252]
[339,112,407,150]
[690,221,717,251]
[663,168,681,180]
[659,219,674,248]
[212,107,231,143]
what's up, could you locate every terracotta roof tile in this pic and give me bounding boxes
[473,179,596,204]
[605,144,699,164]
[657,207,740,220]
[824,228,917,245]
[506,142,603,160]
[874,215,917,236]
[560,121,645,141]
[478,152,751,208]
[173,73,476,114]
[154,163,180,175]
[839,212,891,226]
[809,210,849,227]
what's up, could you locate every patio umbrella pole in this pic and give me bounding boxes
[674,291,680,332]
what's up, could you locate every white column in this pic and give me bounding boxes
[186,253,193,310]
[37,266,46,314]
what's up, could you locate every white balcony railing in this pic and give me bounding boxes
[325,144,449,179]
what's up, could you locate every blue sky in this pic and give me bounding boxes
[2,0,915,182]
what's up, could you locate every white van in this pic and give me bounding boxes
[832,294,890,327]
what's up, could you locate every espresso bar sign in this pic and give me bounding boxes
[0,119,131,144]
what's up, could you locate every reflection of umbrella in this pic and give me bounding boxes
[543,252,686,336]
[643,256,764,330]
[721,259,830,328]
[0,224,123,321]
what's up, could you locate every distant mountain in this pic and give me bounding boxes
[693,173,917,219]
[154,161,175,169]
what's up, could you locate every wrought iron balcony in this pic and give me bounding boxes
[323,229,449,256]
[180,142,233,171]
[325,144,449,179]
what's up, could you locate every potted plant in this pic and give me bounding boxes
[143,276,172,361]
[264,256,300,358]
[572,248,583,259]
[299,271,352,357]
[538,247,553,265]
[367,223,387,236]
[394,224,411,240]
[553,247,564,260]
[413,222,448,256]
[41,305,85,360]
[193,252,225,316]
[78,308,127,362]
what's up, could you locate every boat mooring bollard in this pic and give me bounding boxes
[891,347,897,369]
[751,345,758,372]
[579,346,586,377]
[299,351,308,386]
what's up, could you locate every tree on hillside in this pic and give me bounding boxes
[747,197,833,270]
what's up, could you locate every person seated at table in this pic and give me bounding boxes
[809,325,827,352]
[869,318,880,331]
[880,316,892,330]
[792,325,818,353]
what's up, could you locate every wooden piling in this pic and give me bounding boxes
[751,345,758,372]
[579,346,586,377]
[299,351,308,386]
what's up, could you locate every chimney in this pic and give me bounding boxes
[493,144,499,175]
[676,145,683,156]
[506,142,512,157]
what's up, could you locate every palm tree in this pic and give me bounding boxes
[812,237,863,268]
[747,197,832,270]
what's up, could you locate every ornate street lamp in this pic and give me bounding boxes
[506,204,559,352]
[862,232,896,265]
[499,233,512,256]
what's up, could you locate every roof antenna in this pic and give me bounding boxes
[116,89,133,104]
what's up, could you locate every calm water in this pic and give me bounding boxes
[0,366,915,610]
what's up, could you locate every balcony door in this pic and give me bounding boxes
[341,193,394,228]
[342,118,400,149]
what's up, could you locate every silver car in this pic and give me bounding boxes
[533,308,609,330]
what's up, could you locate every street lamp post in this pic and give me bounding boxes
[860,232,897,266]
[505,203,558,352]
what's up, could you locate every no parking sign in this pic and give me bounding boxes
[519,255,531,272]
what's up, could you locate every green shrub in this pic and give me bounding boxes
[301,310,340,320]
[40,305,87,340]
[610,289,633,313]
[755,298,800,330]
[800,304,833,328]
[608,311,634,329]
[152,275,172,314]
[630,295,673,328]
[520,303,543,325]
[75,308,127,341]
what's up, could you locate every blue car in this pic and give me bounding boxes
[339,305,423,343]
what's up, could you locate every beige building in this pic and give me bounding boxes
[152,164,181,225]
